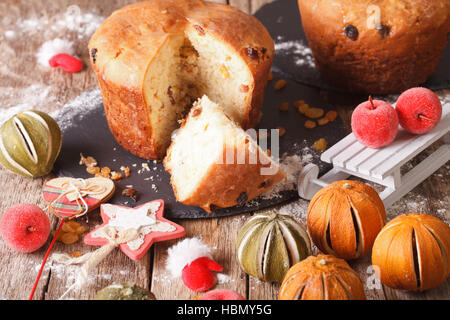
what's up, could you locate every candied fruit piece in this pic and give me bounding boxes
[101,167,111,175]
[276,126,286,137]
[274,79,286,90]
[317,118,330,126]
[304,120,317,129]
[279,102,290,112]
[220,65,230,79]
[61,232,79,245]
[305,107,324,119]
[325,110,338,122]
[314,138,328,151]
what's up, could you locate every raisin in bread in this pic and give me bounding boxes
[298,0,450,94]
[164,96,285,213]
[89,0,274,159]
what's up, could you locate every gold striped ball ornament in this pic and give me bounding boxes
[236,212,311,283]
[0,110,62,178]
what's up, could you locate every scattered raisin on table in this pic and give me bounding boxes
[279,102,290,111]
[276,126,286,137]
[122,187,138,202]
[274,79,286,90]
[304,120,317,129]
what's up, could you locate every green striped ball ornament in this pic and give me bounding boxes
[0,110,62,178]
[236,212,311,283]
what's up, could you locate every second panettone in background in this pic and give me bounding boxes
[164,96,285,213]
[89,0,274,160]
[297,0,450,94]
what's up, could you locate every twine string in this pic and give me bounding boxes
[54,227,139,300]
[48,179,106,219]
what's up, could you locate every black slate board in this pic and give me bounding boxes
[254,0,450,93]
[53,74,346,219]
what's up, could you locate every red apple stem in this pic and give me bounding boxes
[29,219,65,300]
[418,114,433,121]
[368,96,375,110]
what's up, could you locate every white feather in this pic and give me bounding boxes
[165,237,213,278]
[36,38,75,67]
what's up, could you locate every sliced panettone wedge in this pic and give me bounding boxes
[164,96,285,213]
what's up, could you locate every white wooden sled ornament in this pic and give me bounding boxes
[298,103,450,208]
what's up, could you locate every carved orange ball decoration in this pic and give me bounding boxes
[372,213,450,292]
[279,254,366,300]
[307,180,386,260]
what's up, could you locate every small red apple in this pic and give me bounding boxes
[0,203,50,253]
[395,87,442,134]
[351,96,399,149]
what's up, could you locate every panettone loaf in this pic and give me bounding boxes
[89,0,274,159]
[298,0,450,94]
[164,96,285,213]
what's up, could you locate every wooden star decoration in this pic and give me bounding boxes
[84,200,185,260]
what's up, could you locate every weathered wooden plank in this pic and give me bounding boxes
[151,215,249,300]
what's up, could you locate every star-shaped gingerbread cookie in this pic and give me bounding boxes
[84,200,185,260]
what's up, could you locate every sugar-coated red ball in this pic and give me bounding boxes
[200,289,245,300]
[396,87,442,134]
[0,203,50,253]
[351,98,399,149]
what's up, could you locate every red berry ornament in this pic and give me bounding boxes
[0,203,50,253]
[181,257,223,292]
[48,53,83,73]
[351,96,399,149]
[396,87,442,134]
[200,289,245,300]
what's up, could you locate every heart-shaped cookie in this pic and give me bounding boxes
[43,177,115,219]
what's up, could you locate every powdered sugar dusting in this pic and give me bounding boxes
[275,36,315,69]
[55,89,102,131]
[0,84,55,125]
[259,143,316,200]
[4,5,104,40]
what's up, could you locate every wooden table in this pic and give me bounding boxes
[0,0,448,300]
